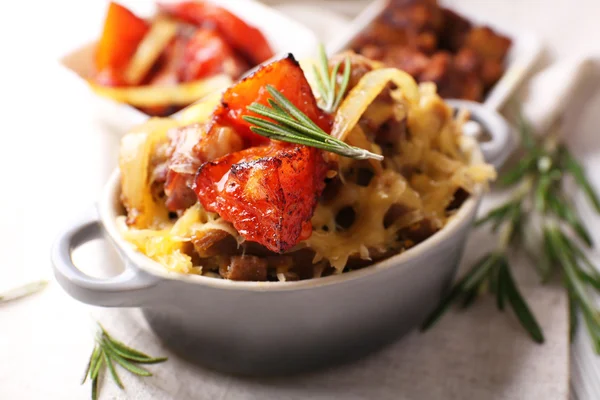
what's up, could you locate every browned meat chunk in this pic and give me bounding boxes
[220,255,268,281]
[464,27,511,61]
[350,0,511,102]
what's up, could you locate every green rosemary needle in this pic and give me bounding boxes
[243,85,383,161]
[312,43,351,113]
[83,324,167,400]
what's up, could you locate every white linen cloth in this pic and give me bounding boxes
[1,1,600,399]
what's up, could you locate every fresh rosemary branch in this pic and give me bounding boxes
[243,85,383,161]
[83,324,167,400]
[312,44,351,113]
[422,114,600,350]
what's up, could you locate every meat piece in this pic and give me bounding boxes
[418,52,483,101]
[464,27,511,61]
[220,255,268,281]
[439,8,472,51]
[164,124,244,211]
[210,55,332,146]
[379,46,430,77]
[385,1,443,33]
[194,143,328,253]
[454,47,481,75]
[192,229,238,257]
[480,59,504,88]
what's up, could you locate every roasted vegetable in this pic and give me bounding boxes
[89,74,232,107]
[194,142,328,253]
[179,28,249,82]
[158,1,274,65]
[96,2,149,73]
[211,55,332,146]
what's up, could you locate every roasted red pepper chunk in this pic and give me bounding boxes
[96,2,149,74]
[194,143,327,253]
[210,55,332,146]
[157,1,274,65]
[179,28,249,82]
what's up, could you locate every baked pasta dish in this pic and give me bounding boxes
[117,51,496,282]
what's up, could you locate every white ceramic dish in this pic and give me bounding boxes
[326,0,543,111]
[52,100,513,375]
[59,0,320,132]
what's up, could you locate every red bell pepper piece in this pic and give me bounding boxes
[210,55,332,146]
[194,142,328,253]
[96,2,149,73]
[178,28,249,82]
[157,1,274,65]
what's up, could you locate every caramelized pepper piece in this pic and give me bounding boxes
[211,55,332,146]
[96,2,149,73]
[194,143,328,253]
[158,1,274,65]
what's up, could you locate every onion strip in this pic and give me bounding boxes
[331,68,420,143]
[123,17,178,85]
[89,74,232,107]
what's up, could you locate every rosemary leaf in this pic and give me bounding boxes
[328,61,341,111]
[562,146,600,212]
[534,174,552,212]
[103,336,167,364]
[312,64,329,106]
[499,155,536,186]
[568,286,578,342]
[421,254,496,330]
[500,260,545,343]
[91,375,99,400]
[244,85,383,161]
[312,44,351,113]
[518,111,536,151]
[461,287,480,308]
[102,349,124,389]
[548,196,593,247]
[496,260,506,311]
[0,280,48,303]
[577,270,600,292]
[91,351,104,380]
[100,325,153,360]
[82,346,100,385]
[475,202,515,227]
[333,57,351,111]
[104,345,152,377]
[267,85,321,131]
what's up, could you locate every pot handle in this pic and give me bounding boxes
[51,208,162,307]
[446,99,515,169]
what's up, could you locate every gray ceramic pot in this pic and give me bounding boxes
[52,101,512,376]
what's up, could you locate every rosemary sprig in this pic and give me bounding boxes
[312,44,351,113]
[83,324,167,400]
[0,280,48,303]
[423,113,600,350]
[243,85,383,161]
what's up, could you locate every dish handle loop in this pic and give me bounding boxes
[51,208,162,307]
[446,99,515,170]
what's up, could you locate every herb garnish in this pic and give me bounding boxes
[243,85,382,160]
[312,44,351,113]
[0,280,48,303]
[83,324,167,400]
[422,114,600,351]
